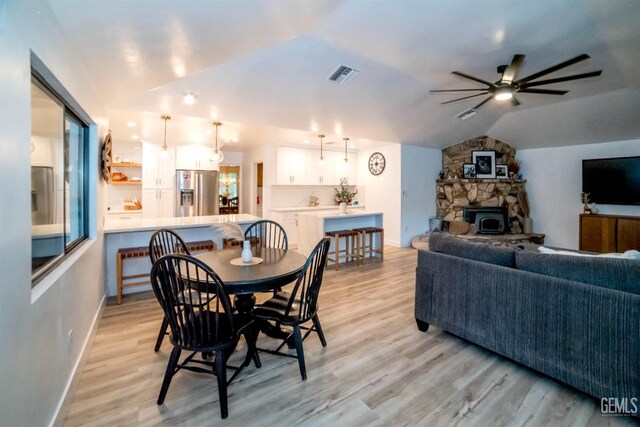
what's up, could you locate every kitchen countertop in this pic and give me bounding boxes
[271,205,364,212]
[298,210,382,219]
[107,209,143,214]
[104,213,261,234]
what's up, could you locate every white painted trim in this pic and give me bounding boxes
[50,293,106,427]
[30,239,96,303]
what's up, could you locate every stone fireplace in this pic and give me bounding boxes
[436,136,529,234]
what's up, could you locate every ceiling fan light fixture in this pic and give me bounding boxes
[494,87,513,101]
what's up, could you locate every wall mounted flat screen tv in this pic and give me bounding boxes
[582,156,640,205]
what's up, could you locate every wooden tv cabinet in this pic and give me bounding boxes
[579,214,640,253]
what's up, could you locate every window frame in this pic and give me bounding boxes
[30,63,91,286]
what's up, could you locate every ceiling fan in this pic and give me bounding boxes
[430,54,602,114]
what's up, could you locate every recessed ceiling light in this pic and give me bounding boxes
[349,144,356,148]
[126,121,136,128]
[303,139,310,144]
[131,134,140,140]
[183,93,197,105]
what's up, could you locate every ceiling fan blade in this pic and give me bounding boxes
[519,88,568,95]
[441,92,490,104]
[472,95,494,110]
[516,54,591,84]
[501,54,525,84]
[520,70,602,88]
[430,89,488,92]
[451,71,495,87]
[510,95,521,107]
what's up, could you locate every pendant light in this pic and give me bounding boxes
[211,121,224,163]
[343,137,349,163]
[160,115,171,154]
[318,134,325,166]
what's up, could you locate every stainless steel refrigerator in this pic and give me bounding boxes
[176,169,219,216]
[31,166,55,225]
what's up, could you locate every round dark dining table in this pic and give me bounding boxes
[193,246,307,314]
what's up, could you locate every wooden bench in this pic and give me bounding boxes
[116,240,217,304]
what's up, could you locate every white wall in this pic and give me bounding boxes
[271,185,365,209]
[519,138,640,249]
[400,145,441,246]
[0,2,107,426]
[357,144,402,246]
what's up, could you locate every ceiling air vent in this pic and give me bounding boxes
[329,65,360,84]
[456,108,477,120]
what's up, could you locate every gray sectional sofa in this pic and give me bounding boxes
[415,232,640,404]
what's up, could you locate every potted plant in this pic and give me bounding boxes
[580,192,592,214]
[334,178,358,213]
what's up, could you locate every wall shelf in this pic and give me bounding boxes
[112,162,142,168]
[109,181,142,186]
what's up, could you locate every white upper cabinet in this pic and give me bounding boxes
[334,151,358,185]
[276,146,357,185]
[176,146,219,171]
[276,147,306,185]
[305,150,334,185]
[143,143,175,189]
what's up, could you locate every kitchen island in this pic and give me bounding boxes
[104,214,261,298]
[297,210,383,257]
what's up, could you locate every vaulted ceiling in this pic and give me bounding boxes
[48,0,640,150]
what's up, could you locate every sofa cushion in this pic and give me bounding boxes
[429,233,516,268]
[516,250,640,295]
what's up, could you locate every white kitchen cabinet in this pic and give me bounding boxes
[276,147,306,185]
[106,211,143,220]
[176,146,219,171]
[142,188,174,219]
[334,151,358,185]
[142,144,175,218]
[270,211,299,248]
[142,144,175,189]
[305,150,334,185]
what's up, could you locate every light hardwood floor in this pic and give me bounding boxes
[64,246,636,426]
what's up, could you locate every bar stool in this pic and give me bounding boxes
[353,227,384,264]
[324,229,362,270]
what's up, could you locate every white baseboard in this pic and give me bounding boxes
[50,294,106,427]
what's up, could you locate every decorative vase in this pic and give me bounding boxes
[583,203,592,214]
[339,202,347,215]
[241,240,253,263]
[523,217,533,234]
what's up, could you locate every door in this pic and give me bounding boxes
[196,170,219,215]
[176,170,196,217]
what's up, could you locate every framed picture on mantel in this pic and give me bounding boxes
[472,150,496,179]
[495,165,508,179]
[462,163,477,179]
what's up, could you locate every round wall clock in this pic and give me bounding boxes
[368,152,386,175]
